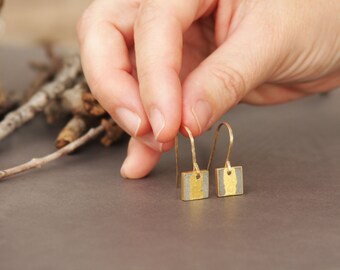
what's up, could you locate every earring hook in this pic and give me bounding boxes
[175,126,201,187]
[207,122,234,173]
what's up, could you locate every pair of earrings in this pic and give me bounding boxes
[175,122,243,201]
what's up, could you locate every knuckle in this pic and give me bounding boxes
[209,64,247,105]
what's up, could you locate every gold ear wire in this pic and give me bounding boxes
[175,126,209,201]
[175,126,201,188]
[175,135,179,188]
[207,122,244,197]
[207,122,234,173]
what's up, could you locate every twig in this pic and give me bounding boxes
[82,91,106,116]
[100,118,125,147]
[60,81,89,115]
[43,99,69,124]
[0,120,110,181]
[55,115,93,149]
[0,87,18,118]
[0,100,18,119]
[60,81,106,117]
[0,55,81,141]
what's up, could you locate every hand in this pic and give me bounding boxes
[78,0,340,179]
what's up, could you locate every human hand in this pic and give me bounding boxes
[78,0,340,179]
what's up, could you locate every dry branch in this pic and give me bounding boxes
[55,115,93,149]
[101,118,125,147]
[0,87,18,118]
[43,99,69,124]
[0,55,81,141]
[60,82,105,117]
[60,81,89,115]
[0,120,110,181]
[82,91,106,116]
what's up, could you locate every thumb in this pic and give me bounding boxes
[182,26,278,136]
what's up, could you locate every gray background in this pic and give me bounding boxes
[1,46,340,270]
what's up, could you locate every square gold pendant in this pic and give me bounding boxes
[181,170,209,201]
[215,166,243,197]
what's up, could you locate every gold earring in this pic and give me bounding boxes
[207,122,244,197]
[175,126,209,201]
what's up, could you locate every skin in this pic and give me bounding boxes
[78,0,340,179]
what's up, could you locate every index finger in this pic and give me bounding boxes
[78,0,150,137]
[133,0,216,142]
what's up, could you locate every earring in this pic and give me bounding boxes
[207,122,244,197]
[175,126,209,201]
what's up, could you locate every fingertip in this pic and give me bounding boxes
[137,65,182,143]
[148,105,181,143]
[137,132,174,153]
[161,140,175,152]
[182,101,213,137]
[133,5,183,144]
[112,106,151,138]
[182,78,213,137]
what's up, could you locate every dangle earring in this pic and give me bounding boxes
[175,126,209,201]
[207,122,244,197]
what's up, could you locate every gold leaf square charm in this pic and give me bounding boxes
[215,166,243,197]
[181,170,209,201]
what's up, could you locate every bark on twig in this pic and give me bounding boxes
[100,118,125,147]
[55,115,93,149]
[0,55,81,141]
[82,91,106,116]
[60,82,106,117]
[43,99,69,124]
[0,87,18,118]
[0,99,18,118]
[0,120,111,181]
[60,81,89,115]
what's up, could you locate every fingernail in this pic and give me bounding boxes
[149,107,165,140]
[138,132,163,152]
[192,100,212,134]
[115,108,141,136]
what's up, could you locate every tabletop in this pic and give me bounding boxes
[0,46,340,270]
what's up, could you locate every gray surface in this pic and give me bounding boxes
[0,46,340,270]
